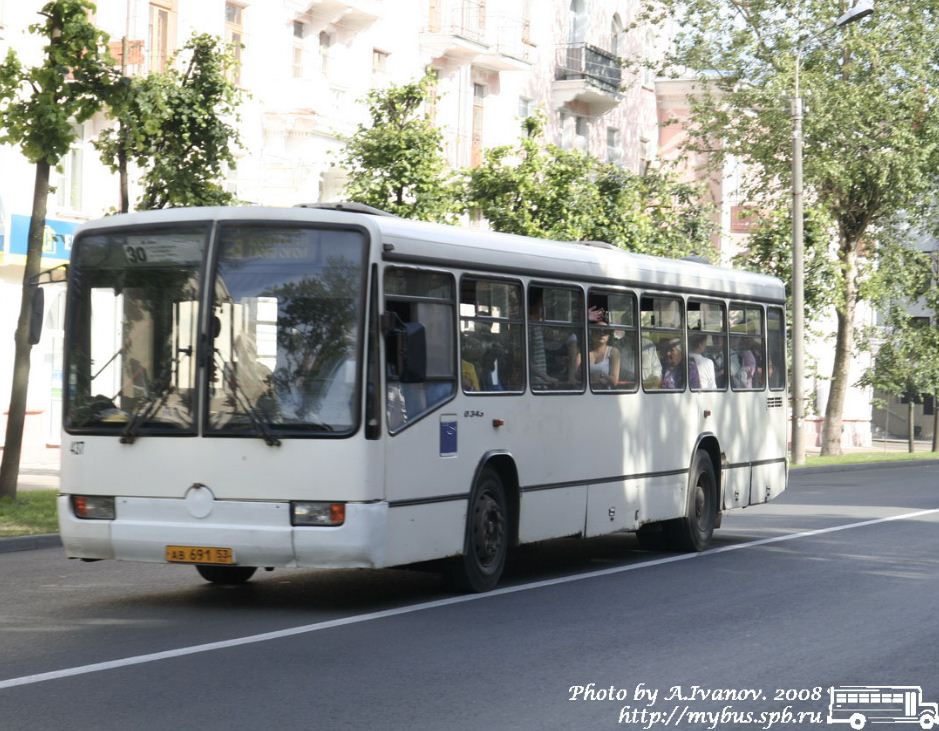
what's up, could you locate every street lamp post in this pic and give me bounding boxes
[789,0,873,466]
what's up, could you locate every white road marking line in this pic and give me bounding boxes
[2,507,937,691]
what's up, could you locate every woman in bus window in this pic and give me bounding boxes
[588,329,620,388]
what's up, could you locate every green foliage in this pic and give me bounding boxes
[95,33,242,210]
[0,0,110,164]
[467,117,714,257]
[340,73,459,222]
[858,319,939,405]
[734,206,839,316]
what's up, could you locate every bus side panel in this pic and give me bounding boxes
[722,466,750,509]
[384,502,465,567]
[750,461,786,505]
[637,475,688,526]
[518,487,588,543]
[585,482,637,537]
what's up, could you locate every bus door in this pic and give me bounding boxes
[382,267,466,564]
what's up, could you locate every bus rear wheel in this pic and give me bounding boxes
[447,467,507,593]
[849,713,866,730]
[665,450,717,552]
[196,565,257,585]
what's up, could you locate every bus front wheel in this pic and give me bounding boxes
[447,467,507,593]
[666,450,717,552]
[196,565,257,585]
[920,713,936,730]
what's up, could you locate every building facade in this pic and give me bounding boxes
[0,0,663,463]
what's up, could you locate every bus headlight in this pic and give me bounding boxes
[291,501,345,527]
[71,495,116,520]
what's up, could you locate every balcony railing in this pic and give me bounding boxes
[427,0,487,46]
[555,43,622,94]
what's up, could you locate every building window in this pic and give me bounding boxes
[610,13,623,57]
[372,48,389,76]
[518,96,532,120]
[574,116,588,151]
[148,0,176,73]
[292,21,305,78]
[319,31,332,75]
[53,127,84,211]
[606,127,622,163]
[225,3,244,85]
[471,83,486,167]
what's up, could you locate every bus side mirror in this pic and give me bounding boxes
[392,322,426,383]
[28,287,44,345]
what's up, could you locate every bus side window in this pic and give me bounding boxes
[767,307,786,391]
[687,299,727,391]
[586,288,638,392]
[640,294,685,391]
[528,284,584,392]
[460,277,525,393]
[729,303,766,391]
[384,268,456,433]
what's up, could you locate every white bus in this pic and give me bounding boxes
[58,204,788,592]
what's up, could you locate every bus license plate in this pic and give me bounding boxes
[165,545,234,565]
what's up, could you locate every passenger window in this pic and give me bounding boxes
[687,300,727,391]
[528,284,584,392]
[729,304,766,391]
[767,307,786,391]
[587,289,638,392]
[460,278,525,394]
[384,268,456,432]
[640,295,685,391]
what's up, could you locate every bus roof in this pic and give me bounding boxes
[74,205,786,304]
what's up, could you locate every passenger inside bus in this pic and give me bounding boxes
[588,329,620,388]
[688,333,717,390]
[660,338,686,390]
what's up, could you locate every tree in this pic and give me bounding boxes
[95,33,242,211]
[640,0,939,454]
[339,73,459,222]
[0,0,111,499]
[467,116,714,257]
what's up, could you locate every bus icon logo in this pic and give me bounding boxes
[828,686,939,729]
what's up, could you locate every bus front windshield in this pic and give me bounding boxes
[64,222,367,439]
[207,224,366,436]
[65,225,208,434]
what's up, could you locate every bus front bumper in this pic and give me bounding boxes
[58,496,389,569]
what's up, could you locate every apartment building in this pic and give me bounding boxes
[0,0,663,461]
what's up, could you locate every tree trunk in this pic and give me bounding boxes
[908,401,915,453]
[820,240,858,456]
[932,400,938,453]
[0,161,51,499]
[118,119,129,214]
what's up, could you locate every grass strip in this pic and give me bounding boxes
[0,490,59,537]
[798,450,939,468]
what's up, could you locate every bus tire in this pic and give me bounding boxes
[447,467,507,593]
[849,713,866,730]
[196,565,257,585]
[920,714,935,730]
[666,450,717,552]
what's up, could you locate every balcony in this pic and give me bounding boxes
[421,0,489,63]
[300,0,382,30]
[473,16,532,72]
[552,43,623,115]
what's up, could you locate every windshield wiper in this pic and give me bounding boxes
[120,377,174,444]
[218,355,281,447]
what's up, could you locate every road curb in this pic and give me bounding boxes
[793,458,939,476]
[0,533,62,554]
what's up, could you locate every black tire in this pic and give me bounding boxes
[665,450,717,552]
[447,467,508,593]
[196,564,257,585]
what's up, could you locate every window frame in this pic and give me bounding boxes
[766,305,787,392]
[586,287,639,394]
[639,292,686,393]
[459,274,526,397]
[728,301,767,393]
[527,281,586,395]
[686,297,728,393]
[383,265,458,435]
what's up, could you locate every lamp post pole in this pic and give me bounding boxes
[789,0,873,466]
[791,55,806,465]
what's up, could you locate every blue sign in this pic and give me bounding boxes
[9,214,79,261]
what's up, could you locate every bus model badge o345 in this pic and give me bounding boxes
[56,204,789,592]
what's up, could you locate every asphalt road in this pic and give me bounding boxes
[1,463,937,731]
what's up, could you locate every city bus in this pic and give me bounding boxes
[57,204,788,592]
